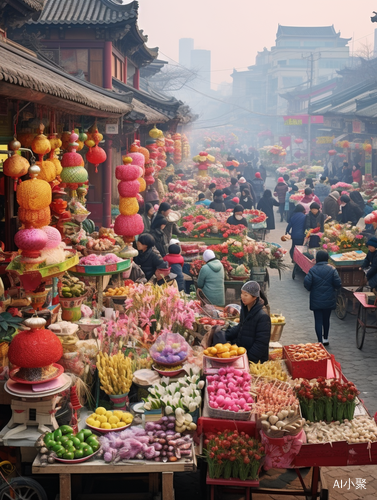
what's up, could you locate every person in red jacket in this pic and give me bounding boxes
[163,244,184,291]
[352,165,362,187]
[274,177,289,222]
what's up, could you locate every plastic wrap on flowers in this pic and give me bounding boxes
[150,332,190,366]
[260,429,306,470]
[118,180,140,198]
[18,207,51,228]
[119,197,139,216]
[41,225,62,249]
[115,164,141,181]
[114,214,144,237]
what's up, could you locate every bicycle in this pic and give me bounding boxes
[0,460,48,500]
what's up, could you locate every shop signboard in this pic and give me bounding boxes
[283,115,323,126]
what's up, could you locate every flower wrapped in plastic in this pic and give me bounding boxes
[150,332,191,366]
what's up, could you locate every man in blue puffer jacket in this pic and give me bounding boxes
[304,250,341,346]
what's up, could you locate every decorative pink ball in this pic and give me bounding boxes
[115,164,142,181]
[15,228,48,251]
[136,193,144,204]
[118,180,140,198]
[114,214,144,237]
[61,151,83,168]
[128,152,145,168]
[145,176,155,185]
[41,225,62,249]
[157,160,167,169]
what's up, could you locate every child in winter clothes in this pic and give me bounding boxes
[163,244,185,291]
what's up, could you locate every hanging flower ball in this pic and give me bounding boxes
[48,133,62,151]
[15,228,48,255]
[114,213,144,237]
[138,146,150,162]
[31,124,51,157]
[328,150,337,156]
[128,152,145,169]
[119,197,139,216]
[138,177,146,192]
[41,225,62,249]
[18,207,51,229]
[118,180,140,198]
[3,138,29,190]
[115,164,142,181]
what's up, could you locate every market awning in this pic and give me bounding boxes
[128,99,170,124]
[0,41,133,117]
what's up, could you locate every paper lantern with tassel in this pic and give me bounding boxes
[31,124,51,157]
[17,165,52,228]
[86,128,106,173]
[60,131,88,194]
[3,138,29,190]
[15,228,48,258]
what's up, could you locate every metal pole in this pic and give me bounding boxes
[307,53,314,166]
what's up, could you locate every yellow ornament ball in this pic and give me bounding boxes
[138,177,146,193]
[119,196,139,216]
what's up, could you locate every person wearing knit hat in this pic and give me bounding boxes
[323,191,340,221]
[251,172,265,204]
[197,249,225,306]
[339,193,363,226]
[274,177,289,222]
[232,197,240,204]
[304,250,341,345]
[240,188,253,209]
[305,202,327,248]
[227,204,248,227]
[209,189,226,213]
[163,244,185,291]
[219,280,270,363]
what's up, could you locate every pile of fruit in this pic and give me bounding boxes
[96,351,133,395]
[249,360,288,381]
[60,274,86,298]
[86,407,133,430]
[270,314,286,324]
[104,284,133,297]
[197,317,225,326]
[203,343,246,359]
[285,343,329,361]
[86,238,119,252]
[38,425,100,461]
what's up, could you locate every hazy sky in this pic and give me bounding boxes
[138,0,377,89]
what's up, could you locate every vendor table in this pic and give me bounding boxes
[354,291,377,349]
[32,453,196,500]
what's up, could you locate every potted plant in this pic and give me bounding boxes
[0,311,24,378]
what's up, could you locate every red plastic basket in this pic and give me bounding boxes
[283,344,330,379]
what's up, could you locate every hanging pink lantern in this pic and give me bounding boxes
[15,228,48,257]
[114,214,144,237]
[115,164,142,181]
[127,152,145,168]
[118,180,140,198]
[41,225,62,249]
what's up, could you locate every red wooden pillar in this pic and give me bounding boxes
[133,68,140,90]
[103,136,113,227]
[103,41,112,89]
[123,56,127,83]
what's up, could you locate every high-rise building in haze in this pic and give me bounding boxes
[190,49,211,92]
[179,38,194,68]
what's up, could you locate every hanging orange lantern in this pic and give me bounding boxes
[3,138,29,190]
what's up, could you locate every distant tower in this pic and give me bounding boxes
[374,28,377,57]
[190,49,211,91]
[179,38,194,68]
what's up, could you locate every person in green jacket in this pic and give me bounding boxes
[197,249,225,306]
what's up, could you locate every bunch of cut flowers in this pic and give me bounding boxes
[204,430,265,480]
[243,209,267,224]
[123,283,200,336]
[295,377,359,423]
[319,221,366,253]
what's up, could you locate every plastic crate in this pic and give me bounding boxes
[197,416,257,437]
[283,344,330,379]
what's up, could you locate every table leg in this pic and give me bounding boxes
[162,472,174,500]
[310,466,320,500]
[149,472,159,494]
[59,473,71,500]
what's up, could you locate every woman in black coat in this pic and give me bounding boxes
[257,189,280,230]
[240,188,254,209]
[209,189,226,212]
[338,194,363,226]
[226,204,248,227]
[150,215,169,257]
[225,281,271,363]
[304,250,341,345]
[134,234,168,281]
[305,202,326,248]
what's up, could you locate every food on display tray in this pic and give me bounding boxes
[249,360,289,382]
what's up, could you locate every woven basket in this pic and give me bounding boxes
[270,315,286,342]
[204,385,251,421]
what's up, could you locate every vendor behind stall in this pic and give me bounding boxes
[226,205,248,227]
[213,281,270,363]
[134,234,168,281]
[360,237,377,292]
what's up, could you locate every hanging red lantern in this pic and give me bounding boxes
[86,129,107,173]
[342,141,349,149]
[294,138,303,144]
[328,150,337,156]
